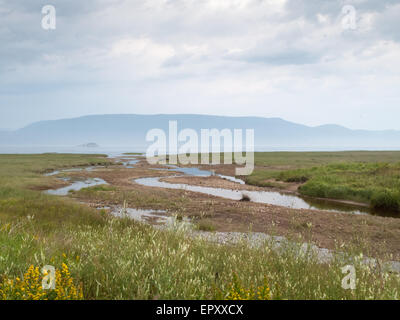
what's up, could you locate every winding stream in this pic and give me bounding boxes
[40,154,400,273]
[44,153,396,217]
[137,164,399,217]
[46,178,108,196]
[135,175,373,215]
[44,155,135,195]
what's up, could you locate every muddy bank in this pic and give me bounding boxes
[43,156,400,260]
[97,204,400,274]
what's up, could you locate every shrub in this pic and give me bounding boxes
[278,169,310,183]
[371,190,400,211]
[285,176,309,183]
[298,182,328,198]
[220,273,271,300]
[196,219,216,231]
[0,264,83,300]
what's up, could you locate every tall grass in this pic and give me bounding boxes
[247,153,400,213]
[2,216,400,300]
[280,162,400,212]
[0,154,399,300]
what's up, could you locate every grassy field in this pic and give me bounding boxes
[246,151,400,213]
[0,153,399,300]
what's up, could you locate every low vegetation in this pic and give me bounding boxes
[195,219,216,232]
[0,154,399,300]
[247,152,400,214]
[0,264,83,300]
[2,213,400,300]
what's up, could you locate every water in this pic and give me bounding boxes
[44,170,61,176]
[111,207,168,223]
[44,154,140,195]
[45,178,108,196]
[120,158,140,168]
[0,146,146,155]
[152,165,246,184]
[38,151,395,217]
[135,163,400,217]
[110,207,193,228]
[163,165,215,176]
[135,176,367,214]
[44,166,103,176]
[2,145,399,155]
[218,174,246,185]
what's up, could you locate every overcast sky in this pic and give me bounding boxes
[1,0,399,130]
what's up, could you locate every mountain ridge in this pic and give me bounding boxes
[1,114,400,149]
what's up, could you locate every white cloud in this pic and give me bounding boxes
[0,0,399,130]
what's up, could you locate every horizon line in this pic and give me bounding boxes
[4,113,400,133]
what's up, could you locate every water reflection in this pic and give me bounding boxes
[135,170,399,217]
[45,178,108,196]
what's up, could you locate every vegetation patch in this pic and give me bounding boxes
[0,264,83,300]
[196,219,216,232]
[72,184,117,196]
[246,152,400,214]
[0,153,400,300]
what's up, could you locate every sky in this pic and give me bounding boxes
[1,0,400,130]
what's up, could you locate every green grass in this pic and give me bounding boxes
[253,151,400,167]
[2,216,400,299]
[195,219,216,232]
[0,153,399,299]
[76,185,117,194]
[0,153,111,189]
[246,152,400,213]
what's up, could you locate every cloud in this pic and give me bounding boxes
[227,48,319,65]
[0,0,399,130]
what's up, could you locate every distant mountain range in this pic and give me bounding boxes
[1,114,400,150]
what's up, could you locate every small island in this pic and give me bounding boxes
[78,142,99,148]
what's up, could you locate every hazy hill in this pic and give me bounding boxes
[1,114,400,150]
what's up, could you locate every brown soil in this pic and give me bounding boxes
[161,176,261,191]
[30,179,70,191]
[56,159,400,260]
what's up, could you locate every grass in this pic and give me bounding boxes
[246,152,400,213]
[253,151,400,167]
[195,219,216,232]
[75,185,117,195]
[0,153,399,299]
[2,216,400,299]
